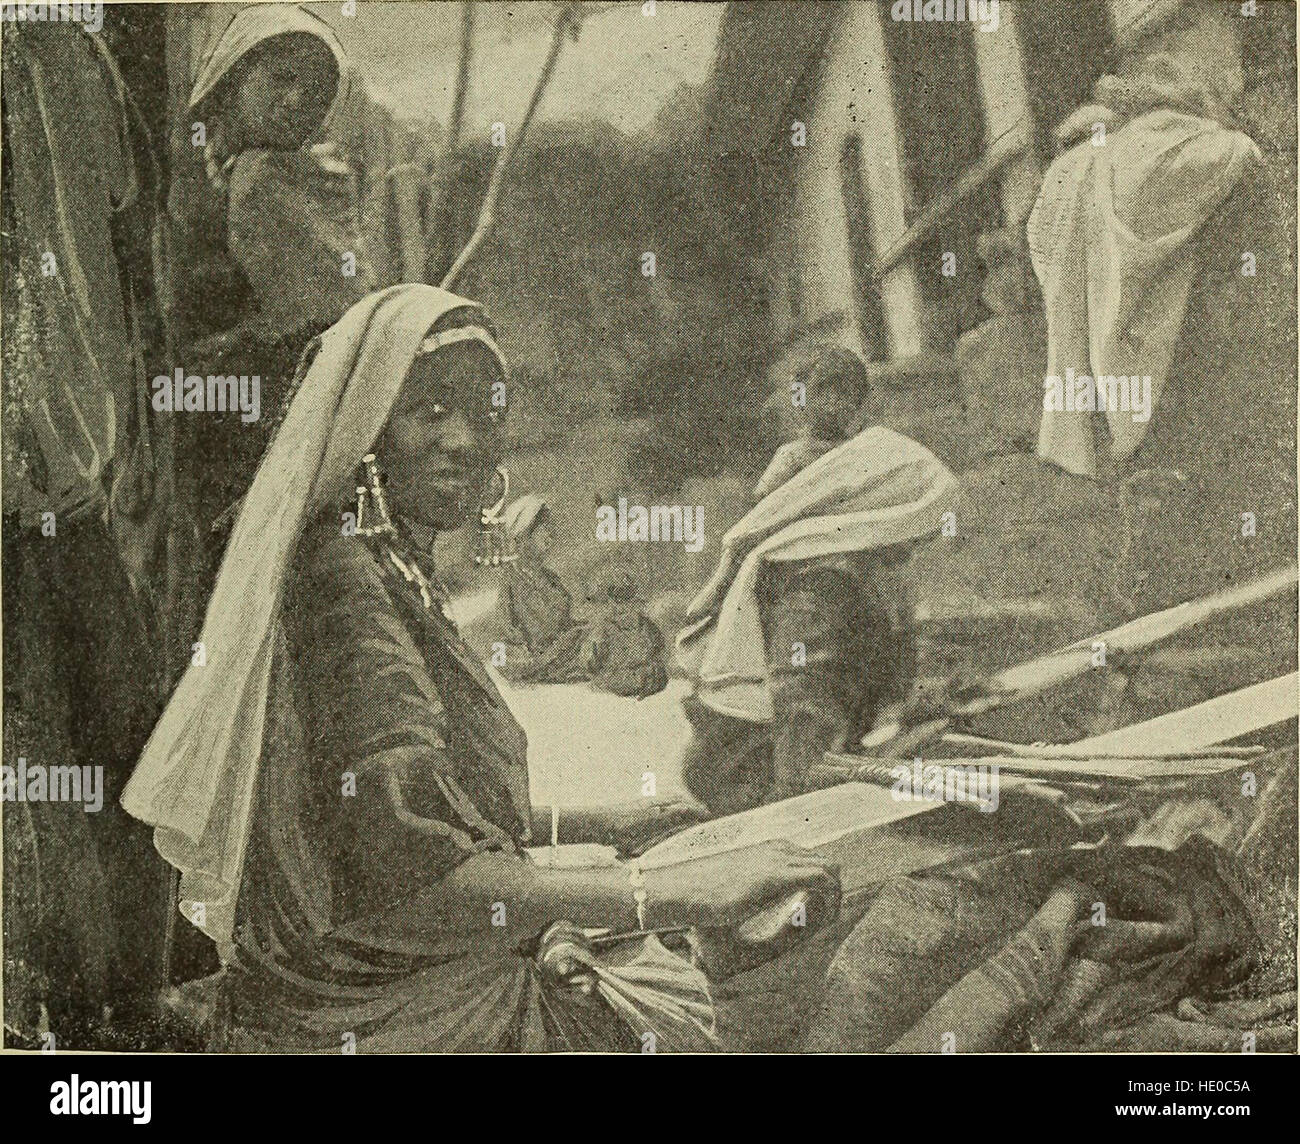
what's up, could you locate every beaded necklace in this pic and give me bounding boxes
[354,452,453,621]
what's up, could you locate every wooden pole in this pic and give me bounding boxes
[939,733,1266,760]
[1070,672,1299,757]
[872,124,1030,279]
[863,566,1298,754]
[423,0,476,284]
[440,3,580,290]
[447,1,475,151]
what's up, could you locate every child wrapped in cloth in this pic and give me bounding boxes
[122,285,836,1052]
[170,4,375,549]
[677,350,959,813]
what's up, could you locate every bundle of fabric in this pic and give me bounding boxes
[579,579,669,700]
[807,837,1265,1052]
[534,924,717,1053]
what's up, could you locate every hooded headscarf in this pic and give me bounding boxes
[1030,0,1257,479]
[676,427,958,723]
[186,3,353,141]
[122,284,507,953]
[503,493,549,543]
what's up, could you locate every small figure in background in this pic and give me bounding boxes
[502,495,578,656]
[497,497,668,698]
[581,571,669,700]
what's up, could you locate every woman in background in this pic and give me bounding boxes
[499,497,668,698]
[172,3,367,350]
[168,4,375,582]
[753,343,865,499]
[501,495,582,660]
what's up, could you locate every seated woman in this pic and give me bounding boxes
[502,496,570,647]
[499,498,668,698]
[677,346,959,814]
[123,284,836,1052]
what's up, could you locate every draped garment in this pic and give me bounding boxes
[221,521,604,1052]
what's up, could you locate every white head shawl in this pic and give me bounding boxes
[187,3,353,141]
[121,284,507,956]
[502,493,549,542]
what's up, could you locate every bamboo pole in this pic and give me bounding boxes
[863,566,1298,754]
[872,123,1031,279]
[939,733,1266,760]
[423,0,476,284]
[440,2,581,290]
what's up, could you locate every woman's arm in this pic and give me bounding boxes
[440,842,839,942]
[293,531,837,948]
[528,798,706,855]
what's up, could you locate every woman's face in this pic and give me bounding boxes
[378,342,505,531]
[226,33,338,150]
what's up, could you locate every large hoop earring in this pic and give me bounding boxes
[355,453,397,538]
[474,466,515,566]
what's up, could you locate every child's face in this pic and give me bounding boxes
[227,34,338,150]
[775,380,854,443]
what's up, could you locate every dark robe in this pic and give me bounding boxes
[682,548,915,815]
[218,521,627,1052]
[1,22,170,1044]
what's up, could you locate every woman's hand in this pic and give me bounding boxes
[645,841,839,930]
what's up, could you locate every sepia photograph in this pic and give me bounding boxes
[1,0,1297,1095]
